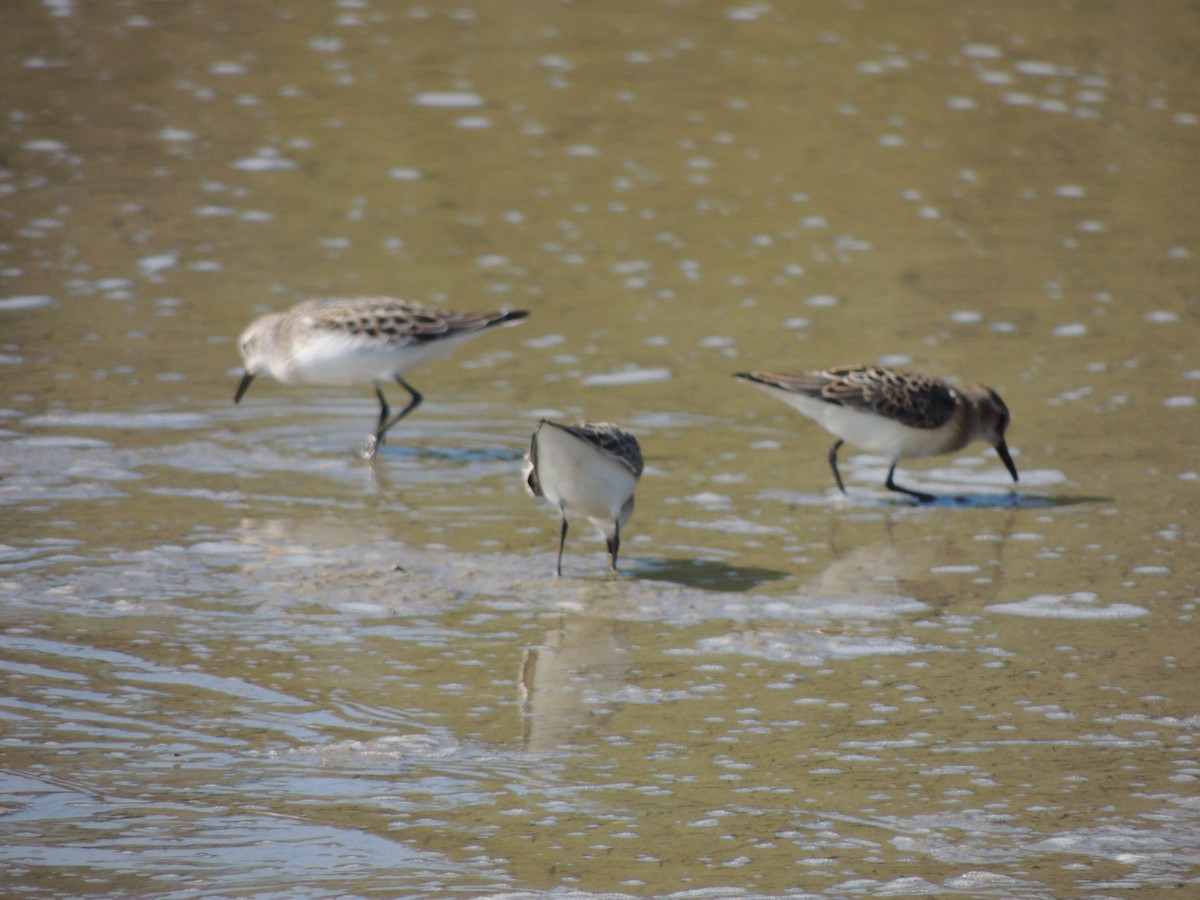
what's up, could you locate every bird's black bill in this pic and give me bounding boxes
[234,372,256,404]
[996,439,1019,483]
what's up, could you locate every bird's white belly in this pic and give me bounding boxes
[284,331,475,385]
[536,431,637,523]
[780,394,955,460]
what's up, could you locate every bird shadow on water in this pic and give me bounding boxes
[892,491,1111,510]
[632,557,792,592]
[767,486,1109,511]
[377,444,525,464]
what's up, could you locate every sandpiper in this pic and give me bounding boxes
[234,296,529,458]
[735,365,1017,502]
[523,420,644,576]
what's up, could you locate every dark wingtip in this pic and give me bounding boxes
[499,309,531,325]
[234,371,255,404]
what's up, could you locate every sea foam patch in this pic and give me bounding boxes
[986,591,1147,620]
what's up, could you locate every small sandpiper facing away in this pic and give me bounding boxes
[234,297,529,458]
[735,365,1018,502]
[523,420,644,576]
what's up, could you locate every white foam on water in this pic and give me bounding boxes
[987,592,1147,620]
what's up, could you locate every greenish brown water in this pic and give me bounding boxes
[3,1,1199,897]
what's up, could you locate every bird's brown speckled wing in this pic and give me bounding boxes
[820,365,958,429]
[561,422,644,477]
[738,366,959,430]
[301,297,526,344]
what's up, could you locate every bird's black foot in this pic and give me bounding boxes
[884,464,935,503]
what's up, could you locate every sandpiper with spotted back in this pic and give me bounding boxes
[524,420,644,576]
[234,296,529,458]
[735,365,1018,502]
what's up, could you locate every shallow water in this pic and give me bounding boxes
[3,1,1199,897]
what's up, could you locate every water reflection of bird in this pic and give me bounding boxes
[234,296,529,459]
[524,420,644,575]
[736,365,1018,502]
[519,600,627,752]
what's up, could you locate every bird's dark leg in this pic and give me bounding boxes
[884,462,935,503]
[606,522,621,573]
[361,384,390,460]
[827,439,847,494]
[373,385,391,434]
[555,514,569,577]
[363,375,424,459]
